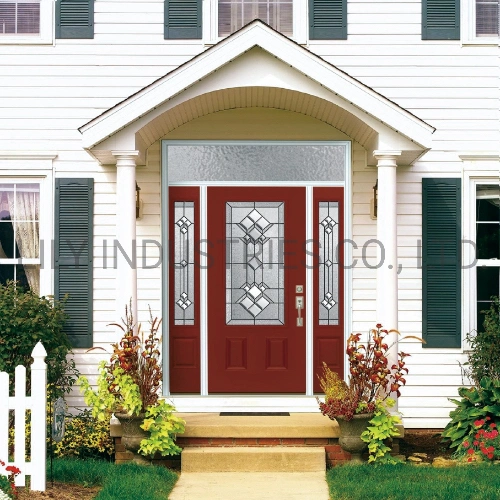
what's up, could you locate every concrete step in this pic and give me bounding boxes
[181,446,326,472]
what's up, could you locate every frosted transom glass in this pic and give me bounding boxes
[319,201,339,326]
[226,201,284,325]
[167,144,346,182]
[174,201,195,325]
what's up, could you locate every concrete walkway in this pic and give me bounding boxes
[169,472,329,499]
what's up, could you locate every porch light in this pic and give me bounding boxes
[371,179,378,219]
[136,182,141,219]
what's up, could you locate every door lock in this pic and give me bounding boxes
[296,296,304,327]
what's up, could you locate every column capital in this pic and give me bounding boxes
[373,150,402,167]
[111,150,139,163]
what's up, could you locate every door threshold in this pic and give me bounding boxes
[165,396,321,413]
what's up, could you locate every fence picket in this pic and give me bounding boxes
[14,365,27,487]
[0,342,47,492]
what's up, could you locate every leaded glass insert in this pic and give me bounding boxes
[319,202,339,325]
[174,202,195,325]
[226,201,284,325]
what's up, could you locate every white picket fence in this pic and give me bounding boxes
[0,342,47,491]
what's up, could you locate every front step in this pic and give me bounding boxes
[181,446,326,472]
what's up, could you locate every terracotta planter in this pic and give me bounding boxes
[336,413,373,463]
[115,412,149,463]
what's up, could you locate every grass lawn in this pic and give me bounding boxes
[50,458,178,500]
[327,463,500,500]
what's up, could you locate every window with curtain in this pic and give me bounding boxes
[476,0,499,36]
[475,184,500,331]
[218,0,293,37]
[0,183,40,294]
[0,0,40,35]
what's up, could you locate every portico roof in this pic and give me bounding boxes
[80,20,435,166]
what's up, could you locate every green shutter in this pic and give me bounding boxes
[55,179,94,348]
[165,0,202,39]
[422,0,460,40]
[422,178,461,348]
[56,0,94,39]
[309,0,347,40]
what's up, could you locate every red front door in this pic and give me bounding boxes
[207,187,306,393]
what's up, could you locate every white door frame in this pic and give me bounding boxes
[161,140,352,411]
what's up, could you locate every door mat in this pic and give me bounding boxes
[219,412,290,416]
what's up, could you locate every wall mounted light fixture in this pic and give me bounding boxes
[371,179,378,220]
[136,182,141,219]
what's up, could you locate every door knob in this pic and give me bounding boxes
[296,295,304,327]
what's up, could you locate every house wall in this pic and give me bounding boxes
[1,0,499,427]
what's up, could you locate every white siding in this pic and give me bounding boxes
[1,0,498,426]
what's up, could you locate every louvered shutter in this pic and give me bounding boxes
[165,0,202,39]
[56,0,94,39]
[55,179,94,348]
[422,178,461,348]
[309,0,347,40]
[422,0,460,40]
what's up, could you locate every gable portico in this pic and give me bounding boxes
[79,21,433,409]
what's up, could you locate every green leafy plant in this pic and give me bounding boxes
[318,324,420,420]
[53,408,114,460]
[360,398,402,464]
[442,377,500,452]
[79,303,185,457]
[139,399,185,456]
[0,280,79,400]
[464,297,500,386]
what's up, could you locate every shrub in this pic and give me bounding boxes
[0,280,78,399]
[0,460,21,499]
[53,409,114,460]
[442,377,500,454]
[464,296,500,385]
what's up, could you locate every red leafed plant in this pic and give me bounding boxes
[318,324,422,421]
[107,302,162,412]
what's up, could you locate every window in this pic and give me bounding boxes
[475,0,499,36]
[0,183,40,294]
[0,0,51,43]
[475,184,500,331]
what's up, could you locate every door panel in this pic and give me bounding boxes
[207,187,306,393]
[169,187,200,393]
[313,187,344,392]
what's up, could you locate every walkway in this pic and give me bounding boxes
[169,471,329,499]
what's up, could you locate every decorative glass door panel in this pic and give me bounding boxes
[313,187,344,393]
[208,187,306,393]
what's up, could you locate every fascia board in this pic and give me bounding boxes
[81,23,434,150]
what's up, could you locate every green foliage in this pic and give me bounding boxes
[465,297,500,385]
[0,281,78,399]
[326,462,500,500]
[0,474,15,500]
[442,377,500,451]
[49,458,178,500]
[360,398,402,464]
[79,361,143,421]
[139,399,185,457]
[53,409,114,460]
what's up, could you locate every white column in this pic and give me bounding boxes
[374,151,401,405]
[113,151,139,324]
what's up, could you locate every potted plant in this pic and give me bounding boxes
[79,303,185,462]
[318,323,419,462]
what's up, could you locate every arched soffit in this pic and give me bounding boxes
[135,87,376,153]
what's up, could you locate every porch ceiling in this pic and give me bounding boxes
[80,20,435,166]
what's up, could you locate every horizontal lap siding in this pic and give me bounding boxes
[2,0,497,424]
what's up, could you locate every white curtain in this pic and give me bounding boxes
[7,186,40,294]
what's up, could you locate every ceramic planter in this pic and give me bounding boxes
[336,413,373,463]
[115,412,149,463]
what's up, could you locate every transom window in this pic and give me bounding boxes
[475,184,500,331]
[0,183,40,293]
[0,0,40,35]
[218,0,293,37]
[475,0,499,37]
